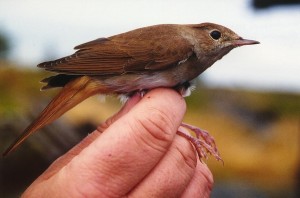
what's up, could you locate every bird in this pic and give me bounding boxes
[2,22,259,160]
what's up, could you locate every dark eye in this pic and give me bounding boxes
[210,30,221,40]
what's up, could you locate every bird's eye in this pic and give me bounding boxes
[210,30,221,40]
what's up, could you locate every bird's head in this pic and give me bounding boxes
[188,23,259,61]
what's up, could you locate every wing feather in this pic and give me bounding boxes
[38,24,194,75]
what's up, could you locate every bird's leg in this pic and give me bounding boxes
[178,123,223,163]
[174,82,222,162]
[175,81,194,97]
[133,87,223,162]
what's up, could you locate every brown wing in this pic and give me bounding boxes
[38,24,194,75]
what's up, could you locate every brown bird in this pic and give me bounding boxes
[3,23,259,160]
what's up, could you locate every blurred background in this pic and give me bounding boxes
[0,0,299,197]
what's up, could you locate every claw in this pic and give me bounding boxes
[177,123,223,164]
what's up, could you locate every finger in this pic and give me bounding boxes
[97,93,142,132]
[27,88,186,197]
[129,135,197,198]
[181,161,213,198]
[31,132,100,184]
[34,94,143,180]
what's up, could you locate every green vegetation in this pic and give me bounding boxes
[0,61,56,117]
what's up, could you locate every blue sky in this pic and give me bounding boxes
[0,0,299,92]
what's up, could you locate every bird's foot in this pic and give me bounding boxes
[177,122,223,163]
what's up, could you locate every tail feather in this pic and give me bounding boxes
[3,76,106,156]
[40,74,79,90]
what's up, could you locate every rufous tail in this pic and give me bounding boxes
[3,76,106,156]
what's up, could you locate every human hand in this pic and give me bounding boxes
[22,88,213,198]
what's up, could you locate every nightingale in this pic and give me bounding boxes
[3,23,259,159]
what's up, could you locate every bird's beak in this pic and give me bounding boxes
[233,38,260,47]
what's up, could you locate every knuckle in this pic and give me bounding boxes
[140,106,176,142]
[131,107,177,154]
